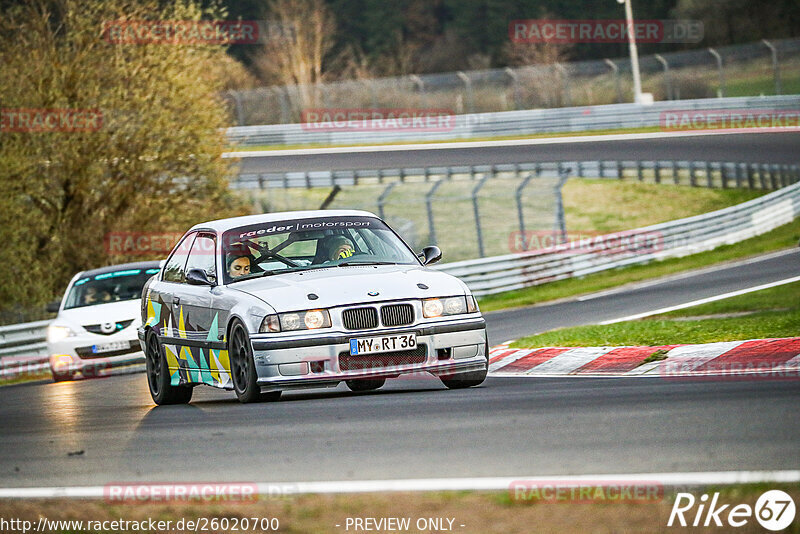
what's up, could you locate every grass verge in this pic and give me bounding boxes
[511,281,800,348]
[0,484,796,534]
[479,219,799,313]
[0,369,51,387]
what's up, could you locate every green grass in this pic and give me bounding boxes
[511,281,800,348]
[479,219,800,312]
[0,369,51,387]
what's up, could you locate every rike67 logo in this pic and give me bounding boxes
[668,490,796,530]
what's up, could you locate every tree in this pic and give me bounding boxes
[0,0,247,321]
[252,0,337,107]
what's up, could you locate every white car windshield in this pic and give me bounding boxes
[221,216,420,284]
[64,267,160,309]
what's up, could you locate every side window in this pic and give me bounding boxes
[163,233,195,283]
[185,235,217,282]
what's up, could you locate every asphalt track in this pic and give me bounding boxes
[0,249,797,488]
[237,131,800,173]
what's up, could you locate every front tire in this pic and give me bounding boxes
[229,320,262,403]
[439,341,489,389]
[146,330,192,405]
[345,378,385,392]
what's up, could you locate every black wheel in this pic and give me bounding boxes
[439,340,489,389]
[345,378,386,392]
[229,320,262,403]
[146,330,192,405]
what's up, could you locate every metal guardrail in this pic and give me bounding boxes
[233,159,800,190]
[226,94,800,147]
[434,181,800,296]
[0,320,51,379]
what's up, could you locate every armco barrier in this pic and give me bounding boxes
[233,160,800,190]
[435,181,800,295]
[226,95,800,147]
[0,320,51,379]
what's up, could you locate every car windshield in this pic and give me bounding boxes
[221,215,420,284]
[63,267,160,310]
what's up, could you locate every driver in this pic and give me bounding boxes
[226,253,251,278]
[327,235,355,261]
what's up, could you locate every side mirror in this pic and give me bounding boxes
[420,246,442,266]
[46,300,61,313]
[186,269,215,286]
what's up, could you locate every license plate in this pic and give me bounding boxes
[92,341,130,354]
[349,334,416,355]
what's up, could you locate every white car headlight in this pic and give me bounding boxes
[260,310,331,333]
[47,325,76,343]
[423,296,476,318]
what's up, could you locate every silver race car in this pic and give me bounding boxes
[138,210,488,404]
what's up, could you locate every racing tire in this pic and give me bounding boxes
[145,330,192,405]
[229,320,262,403]
[439,340,489,389]
[345,378,386,392]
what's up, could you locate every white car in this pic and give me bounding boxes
[138,210,489,404]
[46,261,162,381]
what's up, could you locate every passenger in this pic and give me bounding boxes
[226,253,251,278]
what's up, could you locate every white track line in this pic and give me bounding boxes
[599,275,800,325]
[2,471,798,498]
[577,248,800,302]
[223,129,799,158]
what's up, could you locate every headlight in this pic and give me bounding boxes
[259,309,331,333]
[423,296,476,318]
[47,325,75,343]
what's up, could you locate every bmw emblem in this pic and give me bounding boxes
[367,291,379,297]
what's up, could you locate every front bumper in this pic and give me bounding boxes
[49,335,145,378]
[250,316,487,391]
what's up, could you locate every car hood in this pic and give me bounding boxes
[56,299,142,329]
[229,264,468,312]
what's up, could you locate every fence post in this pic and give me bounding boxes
[720,163,728,189]
[735,162,743,188]
[672,160,679,185]
[747,163,755,189]
[554,164,571,244]
[655,160,661,184]
[654,54,672,100]
[604,59,622,103]
[457,71,474,113]
[515,172,538,252]
[705,161,713,188]
[377,182,397,220]
[762,40,782,95]
[505,67,521,110]
[637,160,644,182]
[689,161,697,187]
[616,160,623,180]
[425,179,445,246]
[409,75,426,107]
[707,48,726,98]
[471,174,491,257]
